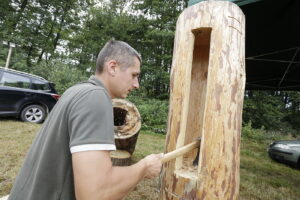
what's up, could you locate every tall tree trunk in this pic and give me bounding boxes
[37,12,58,64]
[49,2,71,61]
[26,17,44,67]
[26,44,34,67]
[161,1,245,199]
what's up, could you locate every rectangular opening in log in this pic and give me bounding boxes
[175,27,211,178]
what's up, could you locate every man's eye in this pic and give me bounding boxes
[133,74,139,78]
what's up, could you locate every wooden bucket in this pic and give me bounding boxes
[160,1,245,199]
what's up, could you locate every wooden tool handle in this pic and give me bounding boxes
[161,140,200,163]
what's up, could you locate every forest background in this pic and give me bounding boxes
[1,0,300,135]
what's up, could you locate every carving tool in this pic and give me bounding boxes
[161,137,201,164]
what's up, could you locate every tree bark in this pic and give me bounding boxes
[160,1,245,199]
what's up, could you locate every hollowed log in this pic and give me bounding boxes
[112,99,141,155]
[160,1,245,199]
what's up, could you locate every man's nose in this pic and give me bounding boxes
[133,78,139,89]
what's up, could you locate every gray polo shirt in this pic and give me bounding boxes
[8,76,116,200]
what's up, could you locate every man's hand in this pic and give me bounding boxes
[142,153,163,179]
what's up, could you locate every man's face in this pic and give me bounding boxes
[111,57,140,99]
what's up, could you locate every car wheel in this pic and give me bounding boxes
[20,105,46,123]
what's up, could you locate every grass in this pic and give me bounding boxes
[1,120,300,199]
[240,134,300,200]
[0,120,40,196]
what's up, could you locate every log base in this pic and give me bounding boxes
[110,150,131,166]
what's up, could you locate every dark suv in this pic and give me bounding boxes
[0,67,60,123]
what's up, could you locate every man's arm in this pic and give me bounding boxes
[72,150,162,200]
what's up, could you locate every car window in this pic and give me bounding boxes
[32,79,50,91]
[0,72,31,89]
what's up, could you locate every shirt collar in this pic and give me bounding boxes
[88,75,104,87]
[88,75,111,98]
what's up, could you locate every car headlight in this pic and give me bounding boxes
[274,144,291,150]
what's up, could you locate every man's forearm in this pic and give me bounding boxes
[73,151,161,200]
[102,160,147,200]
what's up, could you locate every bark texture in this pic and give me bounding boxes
[160,1,245,199]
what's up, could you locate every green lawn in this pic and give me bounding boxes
[0,120,300,199]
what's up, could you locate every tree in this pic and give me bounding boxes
[67,1,145,71]
[243,90,285,130]
[132,0,188,99]
[0,0,93,68]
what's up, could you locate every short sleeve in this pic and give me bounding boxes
[68,89,115,152]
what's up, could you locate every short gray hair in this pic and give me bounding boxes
[96,40,141,73]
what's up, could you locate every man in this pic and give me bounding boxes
[8,40,163,200]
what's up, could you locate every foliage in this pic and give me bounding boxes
[127,96,168,134]
[243,91,284,130]
[242,121,266,141]
[285,114,300,132]
[282,91,300,131]
[8,59,89,95]
[67,3,144,72]
[1,0,300,133]
[31,61,89,95]
[1,0,188,100]
[132,0,189,99]
[243,90,300,133]
[0,0,93,67]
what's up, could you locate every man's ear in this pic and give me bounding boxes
[107,60,118,76]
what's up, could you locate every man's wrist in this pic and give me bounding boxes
[138,158,148,179]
